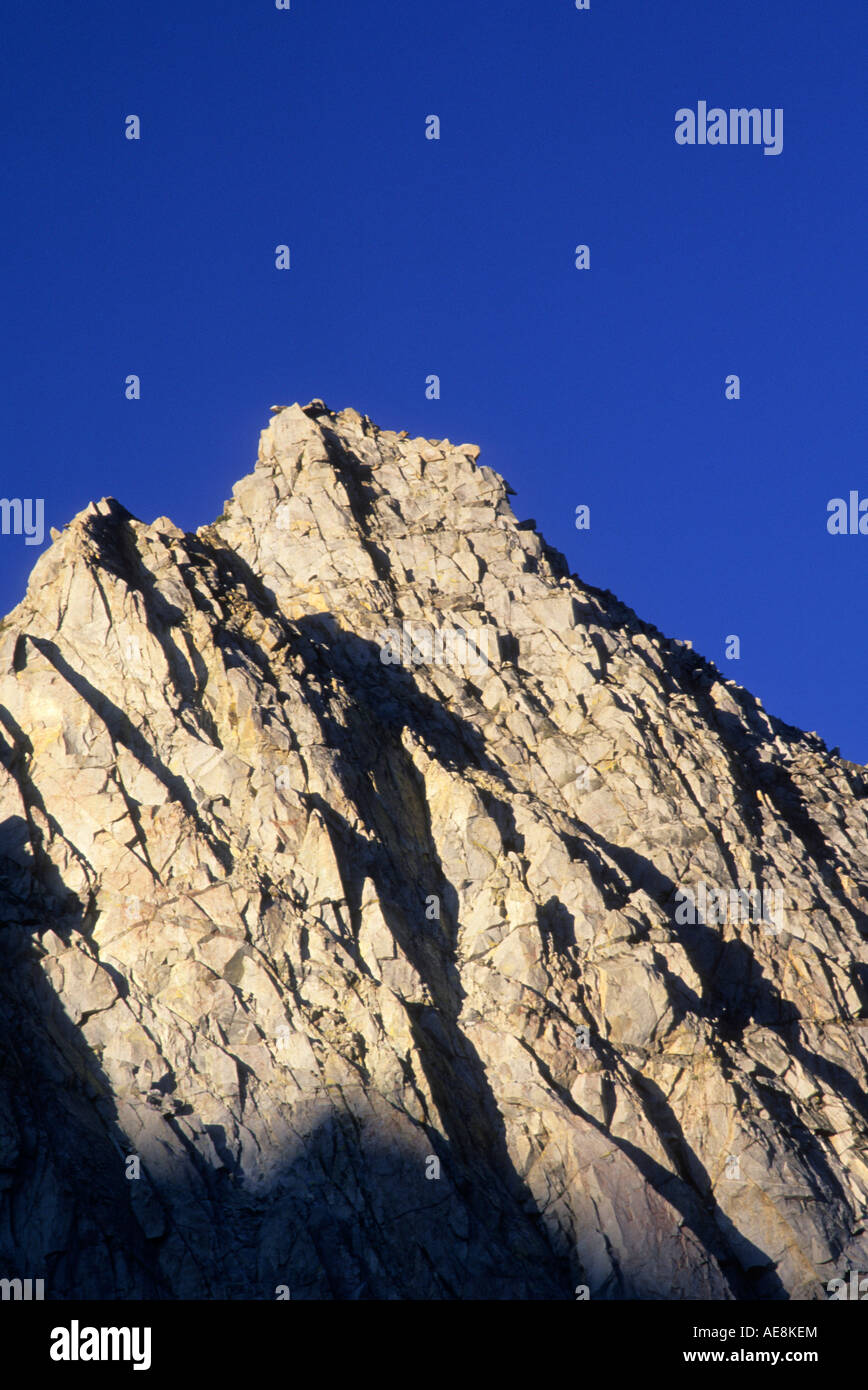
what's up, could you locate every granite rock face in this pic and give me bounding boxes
[1,400,867,1299]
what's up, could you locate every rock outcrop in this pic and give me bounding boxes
[1,400,867,1299]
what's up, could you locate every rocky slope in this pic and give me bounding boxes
[1,400,867,1299]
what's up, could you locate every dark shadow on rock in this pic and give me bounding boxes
[525,1039,789,1299]
[0,813,172,1297]
[283,620,577,1279]
[9,637,232,878]
[0,608,578,1299]
[0,571,846,1300]
[290,615,510,788]
[285,618,803,1299]
[564,821,856,1269]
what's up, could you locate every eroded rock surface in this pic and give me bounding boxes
[1,400,867,1299]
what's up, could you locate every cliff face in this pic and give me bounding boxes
[1,400,867,1300]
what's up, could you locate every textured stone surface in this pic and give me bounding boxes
[1,400,867,1299]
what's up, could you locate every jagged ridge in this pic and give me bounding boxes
[0,401,867,1299]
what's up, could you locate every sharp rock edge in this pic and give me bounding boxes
[1,400,867,1300]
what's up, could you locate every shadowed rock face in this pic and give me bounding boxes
[1,401,867,1300]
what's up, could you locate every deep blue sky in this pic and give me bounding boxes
[2,1,866,760]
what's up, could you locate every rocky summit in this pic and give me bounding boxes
[1,400,867,1301]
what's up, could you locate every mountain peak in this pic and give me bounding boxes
[1,403,866,1300]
